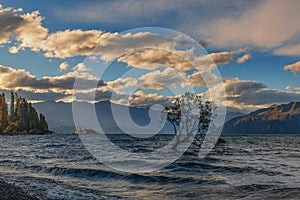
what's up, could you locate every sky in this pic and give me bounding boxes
[0,0,300,113]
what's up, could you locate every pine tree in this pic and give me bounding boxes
[20,98,30,131]
[0,92,49,134]
[27,102,40,130]
[0,93,8,130]
[0,94,3,129]
[9,92,15,121]
[39,113,48,131]
[15,94,21,121]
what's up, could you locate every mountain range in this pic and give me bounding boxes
[222,102,300,134]
[34,100,300,134]
[34,101,171,134]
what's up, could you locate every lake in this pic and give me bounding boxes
[0,134,299,199]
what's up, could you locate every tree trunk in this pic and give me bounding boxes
[171,142,179,151]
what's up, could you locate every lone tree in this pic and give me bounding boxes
[163,92,214,150]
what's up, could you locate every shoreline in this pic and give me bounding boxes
[0,130,53,136]
[0,179,39,200]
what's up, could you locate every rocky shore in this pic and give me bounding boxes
[0,180,39,200]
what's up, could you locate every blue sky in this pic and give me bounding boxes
[0,0,300,112]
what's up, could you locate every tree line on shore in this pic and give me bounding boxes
[0,92,49,135]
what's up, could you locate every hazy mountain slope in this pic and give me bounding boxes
[34,100,248,134]
[34,101,74,127]
[34,101,171,133]
[225,111,245,122]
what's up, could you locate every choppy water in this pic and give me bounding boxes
[0,134,299,200]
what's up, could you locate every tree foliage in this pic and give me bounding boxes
[0,92,49,135]
[163,92,214,150]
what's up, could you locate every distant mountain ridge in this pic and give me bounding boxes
[34,100,244,134]
[34,100,172,134]
[222,102,300,134]
[36,100,300,135]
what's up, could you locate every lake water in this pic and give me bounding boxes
[0,134,299,199]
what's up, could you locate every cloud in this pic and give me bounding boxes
[1,4,248,66]
[285,86,300,91]
[73,87,131,104]
[209,48,247,65]
[75,82,172,106]
[3,3,299,109]
[0,89,67,102]
[40,29,118,58]
[224,78,265,96]
[117,48,246,71]
[106,67,222,92]
[139,68,187,90]
[218,78,300,110]
[107,77,138,91]
[74,85,172,107]
[129,91,170,107]
[187,71,220,87]
[283,61,300,75]
[106,68,186,91]
[0,5,192,60]
[0,5,48,49]
[72,63,91,72]
[91,32,193,62]
[73,89,112,102]
[59,61,69,71]
[1,5,192,59]
[274,44,300,56]
[54,0,256,35]
[236,53,251,64]
[1,3,251,69]
[10,27,118,59]
[0,5,100,58]
[202,0,300,49]
[54,0,175,25]
[117,48,195,71]
[14,26,192,60]
[0,64,102,93]
[4,1,300,57]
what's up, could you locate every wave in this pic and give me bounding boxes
[26,165,226,185]
[230,185,300,199]
[0,156,289,184]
